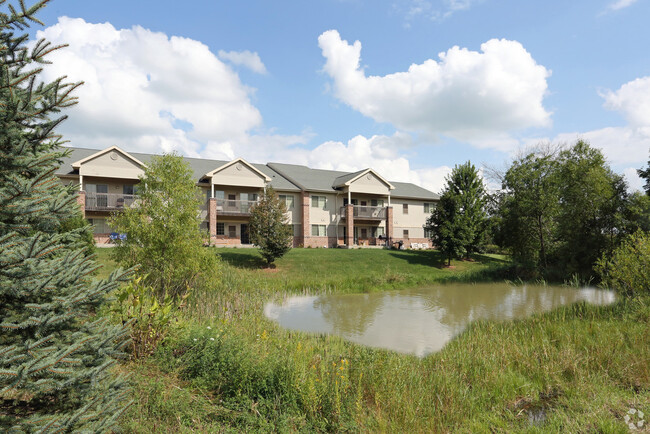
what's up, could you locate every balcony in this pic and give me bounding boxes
[85,192,137,211]
[216,198,258,216]
[339,205,387,220]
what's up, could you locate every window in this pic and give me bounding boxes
[216,223,225,236]
[424,228,433,238]
[123,184,135,195]
[311,195,326,209]
[241,193,258,202]
[87,218,111,234]
[360,228,368,239]
[228,225,236,238]
[214,190,225,199]
[371,199,385,207]
[376,227,385,237]
[279,194,295,210]
[403,203,409,214]
[403,229,409,238]
[424,202,435,213]
[311,224,326,236]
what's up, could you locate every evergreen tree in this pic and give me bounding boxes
[424,162,486,266]
[249,187,292,266]
[0,2,133,431]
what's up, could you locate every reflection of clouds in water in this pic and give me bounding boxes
[264,284,616,357]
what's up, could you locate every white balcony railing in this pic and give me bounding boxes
[85,192,137,211]
[216,198,258,215]
[339,205,387,220]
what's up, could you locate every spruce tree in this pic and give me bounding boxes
[424,162,486,266]
[249,187,293,266]
[0,1,133,431]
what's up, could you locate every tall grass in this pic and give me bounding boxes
[94,248,649,432]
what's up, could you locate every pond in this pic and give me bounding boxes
[264,283,616,357]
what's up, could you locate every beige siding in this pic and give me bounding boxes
[211,163,266,188]
[310,193,339,237]
[348,173,391,195]
[391,198,434,238]
[80,152,144,179]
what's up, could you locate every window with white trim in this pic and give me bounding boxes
[279,194,295,210]
[402,203,408,214]
[311,195,326,209]
[311,224,326,236]
[403,229,409,238]
[424,202,435,213]
[216,223,225,235]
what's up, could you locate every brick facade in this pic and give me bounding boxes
[208,198,217,244]
[300,191,310,247]
[345,204,353,247]
[76,190,86,218]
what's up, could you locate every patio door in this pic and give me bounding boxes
[353,227,359,245]
[241,224,250,244]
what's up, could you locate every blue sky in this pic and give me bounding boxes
[30,0,650,191]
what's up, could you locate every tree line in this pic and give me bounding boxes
[426,140,650,282]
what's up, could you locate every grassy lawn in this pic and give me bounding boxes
[94,247,649,433]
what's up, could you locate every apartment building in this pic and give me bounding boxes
[56,146,439,248]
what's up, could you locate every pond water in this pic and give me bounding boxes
[264,283,616,357]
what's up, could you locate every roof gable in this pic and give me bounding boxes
[206,158,271,187]
[71,146,146,169]
[332,168,394,190]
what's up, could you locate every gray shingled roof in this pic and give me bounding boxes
[56,147,301,192]
[57,147,438,200]
[332,169,366,187]
[267,162,439,200]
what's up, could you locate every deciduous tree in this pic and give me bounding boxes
[110,153,219,298]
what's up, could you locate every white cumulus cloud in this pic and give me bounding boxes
[318,30,551,150]
[218,49,267,74]
[34,17,268,156]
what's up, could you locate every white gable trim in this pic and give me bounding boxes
[341,168,395,190]
[205,158,271,182]
[71,146,147,169]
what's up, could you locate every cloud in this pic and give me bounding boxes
[400,0,482,23]
[218,49,267,74]
[623,167,644,192]
[606,0,638,11]
[549,76,650,168]
[34,17,275,157]
[318,30,551,151]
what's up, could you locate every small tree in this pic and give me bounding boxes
[425,162,486,266]
[0,1,132,430]
[596,231,650,297]
[249,187,293,266]
[110,153,218,299]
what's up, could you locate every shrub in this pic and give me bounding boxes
[596,231,650,296]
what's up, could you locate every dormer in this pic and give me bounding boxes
[205,158,271,188]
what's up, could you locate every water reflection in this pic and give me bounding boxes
[264,283,616,357]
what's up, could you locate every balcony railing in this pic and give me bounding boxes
[216,198,258,215]
[85,192,137,211]
[339,205,387,220]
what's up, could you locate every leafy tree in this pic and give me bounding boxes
[110,153,219,298]
[555,141,628,279]
[596,231,650,296]
[249,186,293,266]
[622,191,650,234]
[499,152,560,274]
[0,1,132,430]
[638,153,650,195]
[425,162,486,266]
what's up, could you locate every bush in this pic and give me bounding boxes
[596,231,650,296]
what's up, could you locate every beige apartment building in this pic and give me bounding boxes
[57,146,439,248]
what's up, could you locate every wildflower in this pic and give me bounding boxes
[207,326,212,329]
[210,337,215,341]
[193,338,198,342]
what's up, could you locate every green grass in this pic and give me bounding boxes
[94,247,649,433]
